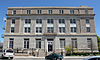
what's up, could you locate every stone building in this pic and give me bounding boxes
[3,6,98,56]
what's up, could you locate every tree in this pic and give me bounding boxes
[97,36,100,52]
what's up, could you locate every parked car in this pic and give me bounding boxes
[84,56,100,60]
[2,49,14,58]
[45,53,63,60]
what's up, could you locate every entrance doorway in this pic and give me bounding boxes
[47,39,54,52]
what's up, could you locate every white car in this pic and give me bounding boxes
[84,56,100,60]
[2,49,14,58]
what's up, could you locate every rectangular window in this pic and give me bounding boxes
[25,19,31,24]
[27,10,31,14]
[47,19,53,24]
[86,19,89,24]
[59,10,64,14]
[36,19,42,24]
[60,39,65,48]
[12,19,15,24]
[13,10,16,14]
[70,27,76,33]
[47,27,54,33]
[37,10,41,14]
[36,27,42,33]
[59,19,65,24]
[70,10,74,14]
[9,38,14,49]
[36,39,41,48]
[59,27,65,33]
[85,9,88,14]
[70,19,76,24]
[11,27,14,33]
[24,38,29,49]
[86,27,90,32]
[87,38,92,48]
[48,10,52,14]
[72,38,77,48]
[24,27,30,33]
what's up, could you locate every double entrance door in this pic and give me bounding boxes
[47,39,54,52]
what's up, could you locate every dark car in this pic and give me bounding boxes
[45,53,63,60]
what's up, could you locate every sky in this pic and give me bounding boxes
[0,0,100,42]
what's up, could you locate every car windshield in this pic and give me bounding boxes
[6,50,13,53]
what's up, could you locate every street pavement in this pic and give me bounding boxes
[0,53,89,60]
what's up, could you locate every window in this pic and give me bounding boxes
[24,38,29,49]
[47,27,54,33]
[36,39,41,48]
[85,9,88,14]
[13,10,16,14]
[86,19,89,24]
[48,10,52,14]
[27,10,31,14]
[12,19,15,24]
[37,10,41,14]
[9,38,14,49]
[59,19,65,24]
[87,38,92,48]
[36,27,42,33]
[11,27,14,33]
[70,27,76,33]
[59,10,64,14]
[60,39,65,48]
[25,19,31,24]
[86,27,90,32]
[59,27,65,33]
[47,19,53,24]
[36,19,42,24]
[72,38,77,48]
[70,19,76,24]
[24,27,30,33]
[70,10,74,14]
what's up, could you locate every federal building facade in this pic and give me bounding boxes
[3,6,98,55]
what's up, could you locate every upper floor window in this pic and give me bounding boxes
[47,27,54,33]
[86,19,89,24]
[12,10,16,14]
[24,38,29,49]
[85,9,88,14]
[59,19,65,24]
[36,19,42,24]
[25,19,31,24]
[37,10,42,14]
[86,27,90,32]
[59,10,64,14]
[48,10,52,14]
[72,38,77,48]
[27,10,31,14]
[36,27,42,33]
[24,27,30,33]
[70,19,76,24]
[70,27,76,33]
[9,38,14,49]
[47,19,53,24]
[70,10,74,14]
[59,27,65,33]
[11,27,14,33]
[12,19,15,24]
[60,39,65,48]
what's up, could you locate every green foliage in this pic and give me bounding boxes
[65,46,72,53]
[97,36,100,52]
